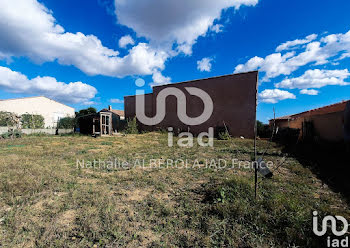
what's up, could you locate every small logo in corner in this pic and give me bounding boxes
[313,211,349,247]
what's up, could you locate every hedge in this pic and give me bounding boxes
[57,117,75,129]
[21,114,45,129]
[0,111,16,127]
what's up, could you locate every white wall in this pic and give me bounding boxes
[0,127,74,135]
[0,96,75,128]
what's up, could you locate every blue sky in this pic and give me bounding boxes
[0,0,349,122]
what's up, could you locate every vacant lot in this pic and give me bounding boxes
[0,133,349,247]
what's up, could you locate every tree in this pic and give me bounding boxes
[256,120,272,138]
[58,117,76,129]
[75,107,97,118]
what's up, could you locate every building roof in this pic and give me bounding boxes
[274,115,292,120]
[0,96,74,110]
[110,109,124,117]
[271,100,350,122]
[0,95,51,101]
[100,108,124,117]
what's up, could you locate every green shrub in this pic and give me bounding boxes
[12,130,22,138]
[21,114,44,129]
[215,126,230,140]
[0,111,16,127]
[124,118,139,134]
[218,131,230,140]
[257,120,272,138]
[1,132,9,139]
[1,130,22,139]
[57,117,75,129]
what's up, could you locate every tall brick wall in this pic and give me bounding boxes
[124,71,258,139]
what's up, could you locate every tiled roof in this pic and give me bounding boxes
[110,109,124,117]
[271,100,349,121]
[100,108,124,117]
[275,115,291,120]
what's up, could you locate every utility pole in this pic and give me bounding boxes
[254,118,258,199]
[254,72,258,199]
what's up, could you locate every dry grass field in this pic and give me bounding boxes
[0,133,349,247]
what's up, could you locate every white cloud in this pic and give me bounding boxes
[150,70,172,87]
[0,0,259,82]
[210,24,224,33]
[0,66,97,104]
[234,30,350,82]
[300,89,319,95]
[259,89,296,104]
[234,52,299,81]
[0,0,169,78]
[276,34,317,52]
[110,98,124,103]
[119,35,135,48]
[234,56,264,73]
[275,69,350,89]
[197,57,213,72]
[114,0,259,55]
[338,52,350,60]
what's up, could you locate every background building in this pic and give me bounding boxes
[0,96,75,128]
[100,106,125,120]
[270,100,350,142]
[77,106,124,136]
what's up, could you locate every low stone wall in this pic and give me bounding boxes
[0,127,74,135]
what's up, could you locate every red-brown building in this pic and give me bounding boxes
[124,71,258,138]
[270,100,350,142]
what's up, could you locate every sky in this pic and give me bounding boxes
[0,0,349,123]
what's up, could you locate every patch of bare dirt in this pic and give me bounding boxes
[56,209,76,227]
[33,198,54,211]
[77,177,101,185]
[124,188,153,201]
[137,229,161,247]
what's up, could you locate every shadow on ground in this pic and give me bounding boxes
[283,141,350,205]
